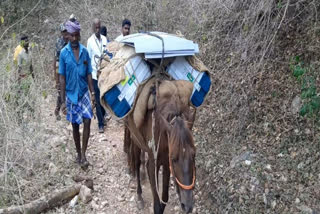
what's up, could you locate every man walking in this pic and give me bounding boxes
[115,19,131,42]
[100,25,110,42]
[53,23,68,120]
[59,20,95,168]
[15,35,34,122]
[87,18,108,133]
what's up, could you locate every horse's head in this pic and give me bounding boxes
[162,114,196,213]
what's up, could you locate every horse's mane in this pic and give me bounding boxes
[169,116,195,160]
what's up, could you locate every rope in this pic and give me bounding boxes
[140,31,165,68]
[151,111,167,205]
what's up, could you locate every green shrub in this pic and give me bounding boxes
[290,57,320,119]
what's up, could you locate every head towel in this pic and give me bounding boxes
[65,20,81,34]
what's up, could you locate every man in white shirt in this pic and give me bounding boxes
[115,19,131,42]
[87,18,108,133]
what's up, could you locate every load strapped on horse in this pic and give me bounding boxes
[98,32,211,214]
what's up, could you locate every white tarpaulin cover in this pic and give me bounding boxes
[118,31,199,59]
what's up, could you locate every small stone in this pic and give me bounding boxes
[265,164,271,170]
[174,206,180,211]
[245,160,251,166]
[297,162,304,169]
[48,162,58,175]
[271,200,277,209]
[129,196,134,202]
[101,200,109,208]
[295,198,300,204]
[118,196,125,202]
[98,168,104,174]
[79,185,92,203]
[69,195,78,208]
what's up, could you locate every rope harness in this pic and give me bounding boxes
[125,32,196,205]
[168,116,196,190]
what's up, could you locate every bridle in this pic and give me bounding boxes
[168,116,196,190]
[169,154,196,190]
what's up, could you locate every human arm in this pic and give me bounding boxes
[86,52,95,106]
[30,64,34,79]
[60,74,67,114]
[59,52,67,114]
[87,73,95,106]
[53,55,59,88]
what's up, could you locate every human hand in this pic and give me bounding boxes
[61,102,67,115]
[55,82,60,90]
[91,94,96,107]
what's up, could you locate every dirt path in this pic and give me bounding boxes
[42,96,199,214]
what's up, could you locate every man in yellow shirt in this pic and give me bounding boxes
[16,35,33,79]
[15,35,34,122]
[13,44,23,64]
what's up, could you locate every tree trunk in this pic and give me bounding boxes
[0,184,82,214]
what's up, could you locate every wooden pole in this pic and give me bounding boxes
[0,184,82,214]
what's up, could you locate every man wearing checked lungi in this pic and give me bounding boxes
[59,20,95,168]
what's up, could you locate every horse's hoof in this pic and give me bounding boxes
[137,198,144,210]
[80,160,89,170]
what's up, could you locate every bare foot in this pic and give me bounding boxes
[80,157,89,169]
[74,155,81,164]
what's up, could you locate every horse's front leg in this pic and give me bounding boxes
[161,163,170,211]
[140,152,146,181]
[135,147,144,209]
[147,157,164,214]
[123,124,132,175]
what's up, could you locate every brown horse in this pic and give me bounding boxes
[125,79,196,214]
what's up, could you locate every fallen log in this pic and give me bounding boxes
[0,184,82,214]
